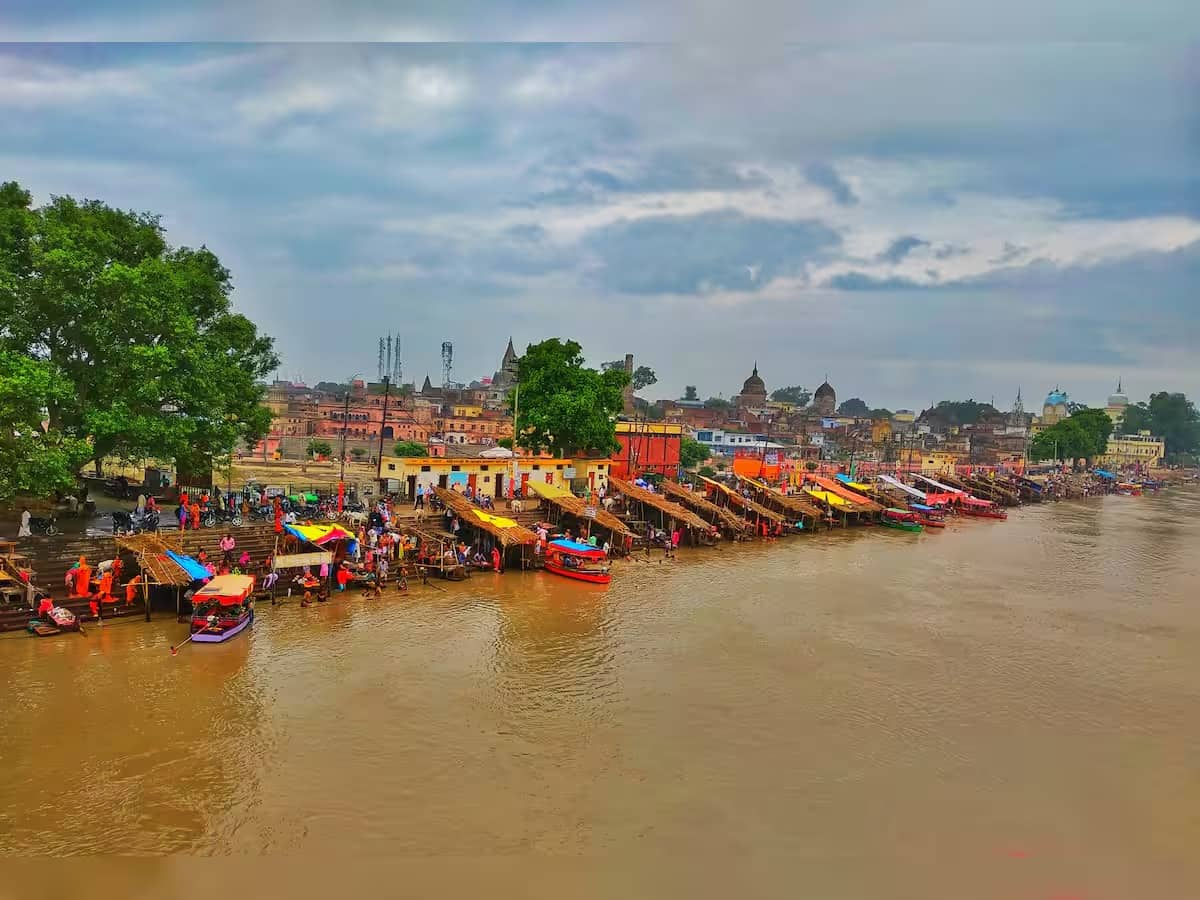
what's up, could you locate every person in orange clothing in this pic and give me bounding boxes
[125,574,142,606]
[97,569,115,604]
[190,501,201,530]
[179,491,189,511]
[273,496,283,534]
[71,557,92,598]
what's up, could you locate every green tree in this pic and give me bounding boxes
[515,339,628,456]
[307,439,333,458]
[0,182,278,473]
[1120,392,1200,460]
[771,385,811,405]
[1030,408,1112,462]
[679,436,710,469]
[704,396,732,410]
[868,408,893,420]
[0,350,91,501]
[837,397,869,416]
[929,400,998,426]
[392,440,428,457]
[349,447,367,460]
[603,360,657,392]
[497,437,514,450]
[682,385,699,401]
[698,465,716,478]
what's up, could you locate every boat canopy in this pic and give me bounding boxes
[909,503,935,512]
[548,539,606,559]
[876,474,927,500]
[884,508,918,520]
[194,574,254,605]
[962,496,994,507]
[913,474,966,495]
[1094,469,1116,480]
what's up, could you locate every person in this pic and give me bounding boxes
[145,494,157,513]
[587,533,598,547]
[71,557,91,598]
[491,545,502,573]
[672,529,681,553]
[97,569,114,605]
[238,550,251,569]
[177,503,188,531]
[273,496,283,534]
[190,501,201,531]
[17,507,31,538]
[377,554,388,584]
[336,563,351,592]
[37,594,54,619]
[219,533,236,564]
[125,574,142,606]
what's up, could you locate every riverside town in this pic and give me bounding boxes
[2,29,1200,894]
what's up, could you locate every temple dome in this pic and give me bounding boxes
[1107,380,1128,408]
[814,381,835,399]
[741,363,766,395]
[1044,388,1068,407]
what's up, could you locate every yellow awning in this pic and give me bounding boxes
[524,480,576,500]
[805,489,851,507]
[471,509,520,529]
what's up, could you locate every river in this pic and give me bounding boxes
[2,489,1198,897]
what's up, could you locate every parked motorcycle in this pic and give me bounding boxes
[201,507,243,528]
[112,510,160,535]
[28,516,60,536]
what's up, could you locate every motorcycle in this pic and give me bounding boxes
[112,510,160,535]
[28,516,60,536]
[201,507,243,528]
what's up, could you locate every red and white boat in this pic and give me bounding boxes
[189,575,255,643]
[543,539,612,585]
[959,496,1008,520]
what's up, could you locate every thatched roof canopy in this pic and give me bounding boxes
[432,487,536,546]
[660,479,752,534]
[524,480,634,537]
[607,477,713,533]
[696,475,790,524]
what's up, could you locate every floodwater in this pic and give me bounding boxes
[2,489,1198,898]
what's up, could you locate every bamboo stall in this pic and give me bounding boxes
[696,475,791,534]
[115,533,192,619]
[734,476,823,530]
[660,479,753,538]
[607,476,717,545]
[432,486,537,570]
[524,480,635,551]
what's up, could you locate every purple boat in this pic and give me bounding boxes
[188,574,255,644]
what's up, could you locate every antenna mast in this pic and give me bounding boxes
[441,341,454,390]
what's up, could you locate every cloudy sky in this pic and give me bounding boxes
[2,3,1198,411]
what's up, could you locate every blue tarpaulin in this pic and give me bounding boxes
[166,551,211,582]
[1094,469,1116,479]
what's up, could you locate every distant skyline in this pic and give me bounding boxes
[2,4,1197,408]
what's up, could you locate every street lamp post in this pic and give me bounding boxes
[339,374,361,512]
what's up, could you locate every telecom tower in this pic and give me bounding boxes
[391,332,402,384]
[377,337,385,382]
[441,341,454,389]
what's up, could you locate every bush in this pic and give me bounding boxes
[306,440,333,458]
[350,447,367,460]
[392,441,428,458]
[698,465,716,478]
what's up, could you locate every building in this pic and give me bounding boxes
[611,421,684,479]
[691,427,785,457]
[1041,387,1070,425]
[1105,380,1129,423]
[1097,430,1164,469]
[379,449,612,499]
[813,379,836,416]
[736,363,769,409]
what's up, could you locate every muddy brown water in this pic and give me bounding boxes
[2,490,1198,898]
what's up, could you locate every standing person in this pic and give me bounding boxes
[177,503,188,531]
[671,528,681,557]
[415,483,425,510]
[190,501,200,531]
[17,507,31,538]
[136,493,146,515]
[219,532,236,564]
[490,545,502,573]
[336,563,351,592]
[273,496,283,535]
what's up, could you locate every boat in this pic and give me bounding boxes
[27,606,80,636]
[880,508,924,533]
[958,496,1008,519]
[1116,482,1143,496]
[908,503,946,528]
[189,574,255,643]
[543,539,612,584]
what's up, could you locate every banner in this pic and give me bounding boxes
[273,551,333,570]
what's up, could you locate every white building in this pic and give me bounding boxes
[691,427,786,456]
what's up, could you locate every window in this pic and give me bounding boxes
[556,464,563,470]
[420,465,431,472]
[387,463,396,471]
[480,465,489,471]
[532,464,540,470]
[451,465,460,472]
[483,475,491,482]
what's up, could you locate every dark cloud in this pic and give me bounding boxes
[825,271,924,290]
[804,162,857,206]
[933,242,971,259]
[583,210,840,294]
[878,235,930,263]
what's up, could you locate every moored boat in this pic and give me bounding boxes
[189,574,255,644]
[959,497,1008,519]
[1116,482,1143,496]
[544,539,612,584]
[908,503,946,528]
[880,508,924,533]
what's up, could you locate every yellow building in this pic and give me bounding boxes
[450,404,483,418]
[871,420,893,443]
[378,453,612,500]
[1097,431,1164,469]
[898,448,958,474]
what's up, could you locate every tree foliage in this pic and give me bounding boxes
[837,397,869,416]
[682,385,698,401]
[603,360,657,392]
[0,350,92,501]
[307,439,333,458]
[704,396,732,409]
[679,436,710,469]
[1030,407,1113,462]
[515,339,628,456]
[392,440,428,457]
[928,399,998,426]
[349,447,367,460]
[771,385,811,405]
[0,182,278,471]
[1119,392,1200,460]
[868,408,893,420]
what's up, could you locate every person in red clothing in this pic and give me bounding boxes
[97,569,114,604]
[190,502,201,530]
[490,546,502,573]
[273,496,283,534]
[37,595,54,618]
[335,563,351,592]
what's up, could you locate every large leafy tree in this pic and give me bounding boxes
[682,385,699,401]
[392,440,428,457]
[928,399,998,425]
[1120,392,1200,460]
[0,182,278,472]
[0,350,92,501]
[602,360,657,392]
[1030,407,1112,462]
[837,397,869,416]
[679,436,710,469]
[771,385,811,405]
[515,339,628,456]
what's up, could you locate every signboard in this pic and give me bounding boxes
[583,506,597,519]
[273,551,333,571]
[563,467,577,479]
